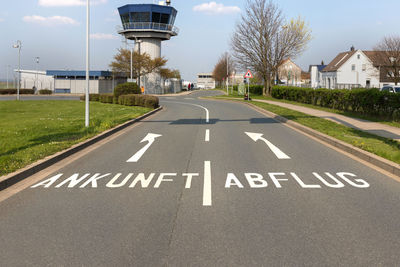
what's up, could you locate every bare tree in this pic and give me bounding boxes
[212,52,235,87]
[231,0,311,95]
[374,36,400,85]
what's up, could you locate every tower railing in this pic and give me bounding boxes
[119,22,179,35]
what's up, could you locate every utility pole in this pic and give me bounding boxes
[35,57,40,91]
[12,41,22,100]
[85,0,90,127]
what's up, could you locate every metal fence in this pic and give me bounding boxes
[119,23,179,35]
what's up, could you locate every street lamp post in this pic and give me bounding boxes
[12,40,22,100]
[35,57,40,92]
[6,65,10,89]
[85,0,90,127]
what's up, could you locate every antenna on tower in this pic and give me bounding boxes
[166,0,171,6]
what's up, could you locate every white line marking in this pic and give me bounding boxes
[205,129,210,142]
[127,133,162,162]
[245,132,291,159]
[203,161,212,206]
[184,98,195,100]
[163,101,209,123]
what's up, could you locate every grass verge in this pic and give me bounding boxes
[0,100,152,176]
[213,97,400,164]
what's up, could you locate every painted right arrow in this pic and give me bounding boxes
[245,132,291,159]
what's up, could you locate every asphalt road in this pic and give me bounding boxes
[1,90,399,266]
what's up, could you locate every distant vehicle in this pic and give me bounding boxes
[380,85,400,93]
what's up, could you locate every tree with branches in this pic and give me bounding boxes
[109,48,167,80]
[374,36,400,85]
[231,0,311,95]
[212,52,235,87]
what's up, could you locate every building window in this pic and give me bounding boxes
[131,12,150,23]
[351,64,356,71]
[362,64,366,71]
[160,13,170,24]
[357,54,360,59]
[152,12,161,23]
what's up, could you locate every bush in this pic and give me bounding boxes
[80,94,100,101]
[0,89,34,95]
[99,93,114,104]
[271,86,400,121]
[143,95,159,108]
[118,94,159,108]
[38,89,53,95]
[114,82,141,98]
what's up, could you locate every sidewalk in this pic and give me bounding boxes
[254,99,400,141]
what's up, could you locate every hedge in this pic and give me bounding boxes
[118,94,159,109]
[99,93,114,104]
[38,89,53,95]
[114,82,141,98]
[271,86,400,121]
[0,89,34,95]
[79,94,100,101]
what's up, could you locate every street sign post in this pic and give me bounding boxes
[244,70,253,100]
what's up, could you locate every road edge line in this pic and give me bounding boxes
[0,106,163,191]
[206,97,400,178]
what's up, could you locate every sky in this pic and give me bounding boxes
[1,0,399,81]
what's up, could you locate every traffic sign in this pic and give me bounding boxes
[244,70,253,79]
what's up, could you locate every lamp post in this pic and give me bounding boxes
[12,40,21,100]
[35,57,40,91]
[226,53,229,95]
[128,36,142,87]
[6,65,10,89]
[85,0,90,127]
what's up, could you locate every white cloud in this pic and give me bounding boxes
[193,2,240,15]
[90,33,118,40]
[38,0,107,7]
[23,15,79,26]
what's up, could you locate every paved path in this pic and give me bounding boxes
[255,99,400,141]
[0,90,399,265]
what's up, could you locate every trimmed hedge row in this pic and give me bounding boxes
[114,82,141,98]
[271,86,400,120]
[79,94,101,101]
[38,89,52,95]
[118,94,159,109]
[0,89,35,95]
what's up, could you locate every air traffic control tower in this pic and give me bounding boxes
[117,0,178,94]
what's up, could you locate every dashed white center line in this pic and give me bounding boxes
[205,129,210,142]
[203,161,212,206]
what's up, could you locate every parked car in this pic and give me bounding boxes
[380,85,400,93]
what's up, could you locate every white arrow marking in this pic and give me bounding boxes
[127,133,162,163]
[245,132,291,159]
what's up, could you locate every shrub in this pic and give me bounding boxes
[114,82,141,98]
[38,89,53,95]
[80,94,100,101]
[99,93,114,104]
[143,95,159,108]
[0,89,34,95]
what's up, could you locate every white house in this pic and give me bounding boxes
[321,47,398,89]
[309,65,326,88]
[197,73,215,89]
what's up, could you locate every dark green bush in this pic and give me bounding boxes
[114,82,141,98]
[118,94,159,108]
[99,93,114,104]
[271,86,400,121]
[0,89,34,95]
[80,94,100,101]
[143,95,159,108]
[38,89,53,95]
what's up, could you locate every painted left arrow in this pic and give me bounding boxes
[245,132,291,159]
[127,133,162,163]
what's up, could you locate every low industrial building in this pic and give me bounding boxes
[197,73,215,89]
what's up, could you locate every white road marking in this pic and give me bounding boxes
[203,161,212,206]
[127,133,162,162]
[245,132,290,159]
[184,98,195,100]
[163,101,209,123]
[205,129,210,142]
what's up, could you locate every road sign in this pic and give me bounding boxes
[244,70,253,79]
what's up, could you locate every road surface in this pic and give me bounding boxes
[0,90,399,266]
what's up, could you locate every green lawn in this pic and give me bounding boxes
[0,101,151,176]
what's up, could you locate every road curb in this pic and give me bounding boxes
[0,106,163,191]
[207,97,400,177]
